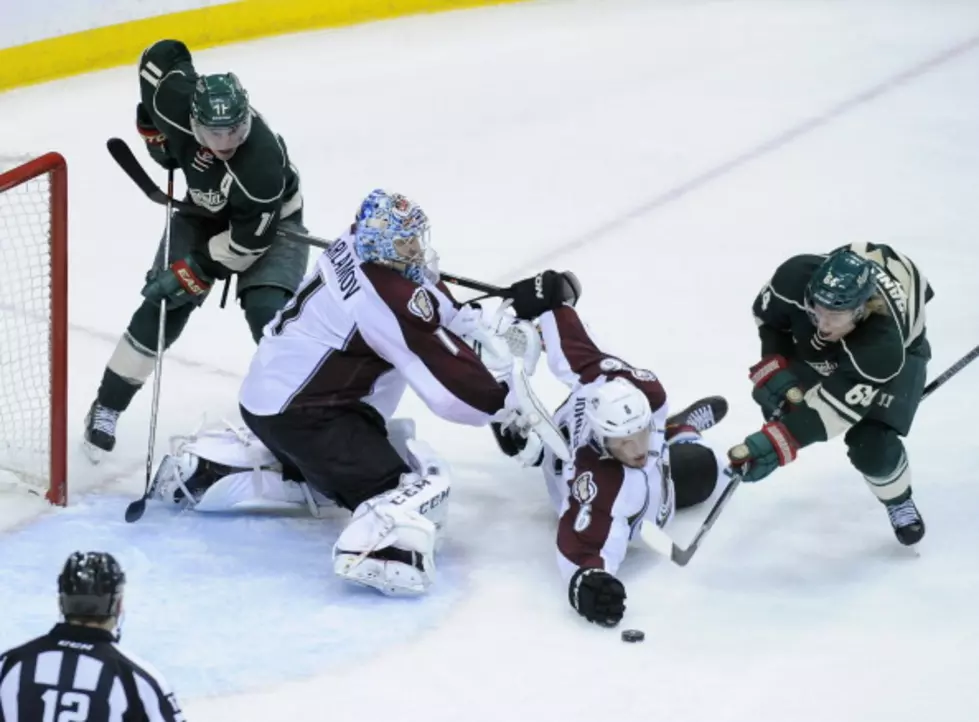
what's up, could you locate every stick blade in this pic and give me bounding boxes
[106,138,163,199]
[124,497,147,523]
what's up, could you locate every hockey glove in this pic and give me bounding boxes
[569,567,626,627]
[141,255,213,308]
[727,421,799,483]
[490,422,544,467]
[749,355,804,421]
[136,103,179,171]
[507,270,581,320]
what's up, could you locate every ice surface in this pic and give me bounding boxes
[1,1,978,720]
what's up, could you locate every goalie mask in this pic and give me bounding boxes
[353,189,438,284]
[584,378,654,468]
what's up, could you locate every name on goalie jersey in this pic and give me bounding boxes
[327,241,362,300]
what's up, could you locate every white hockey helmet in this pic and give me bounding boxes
[584,377,653,439]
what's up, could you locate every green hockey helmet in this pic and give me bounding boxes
[805,249,877,339]
[190,72,252,159]
[806,250,876,311]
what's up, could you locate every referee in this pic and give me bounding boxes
[0,551,186,722]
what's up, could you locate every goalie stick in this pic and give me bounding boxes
[107,138,507,297]
[641,342,979,566]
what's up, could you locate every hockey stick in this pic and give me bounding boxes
[124,168,175,523]
[920,342,979,400]
[106,138,507,297]
[642,342,979,566]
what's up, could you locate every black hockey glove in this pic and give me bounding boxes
[507,270,582,320]
[490,422,544,466]
[136,103,179,171]
[490,421,525,457]
[569,567,626,627]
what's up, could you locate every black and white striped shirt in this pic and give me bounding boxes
[0,623,185,722]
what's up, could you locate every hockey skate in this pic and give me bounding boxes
[83,401,121,463]
[885,495,925,546]
[666,396,728,436]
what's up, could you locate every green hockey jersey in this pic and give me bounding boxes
[752,242,933,445]
[138,39,302,276]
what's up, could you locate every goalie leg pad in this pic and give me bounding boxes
[149,422,334,514]
[333,469,451,596]
[668,440,720,509]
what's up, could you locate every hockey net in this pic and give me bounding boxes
[0,153,67,506]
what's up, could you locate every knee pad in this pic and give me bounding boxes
[241,286,294,342]
[669,441,719,509]
[845,421,910,502]
[845,421,904,478]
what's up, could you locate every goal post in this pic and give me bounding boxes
[0,152,68,506]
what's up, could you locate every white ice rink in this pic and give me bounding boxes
[2,0,979,719]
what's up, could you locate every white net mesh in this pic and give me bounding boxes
[0,156,56,496]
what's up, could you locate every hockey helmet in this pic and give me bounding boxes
[806,250,876,311]
[353,189,438,284]
[190,73,252,159]
[58,551,125,621]
[585,378,653,467]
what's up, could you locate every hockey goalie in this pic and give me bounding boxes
[144,188,570,597]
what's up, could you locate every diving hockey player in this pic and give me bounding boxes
[84,38,309,461]
[145,189,571,597]
[493,302,728,627]
[727,242,933,545]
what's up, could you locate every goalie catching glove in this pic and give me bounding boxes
[569,567,626,627]
[728,421,800,482]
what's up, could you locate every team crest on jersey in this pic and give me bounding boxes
[407,287,435,322]
[806,360,837,376]
[571,471,598,505]
[189,187,227,212]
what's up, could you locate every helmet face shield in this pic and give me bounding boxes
[393,229,440,283]
[191,114,251,159]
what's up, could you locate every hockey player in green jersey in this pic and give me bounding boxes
[84,39,309,461]
[728,242,933,545]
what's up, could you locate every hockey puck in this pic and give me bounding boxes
[621,629,645,643]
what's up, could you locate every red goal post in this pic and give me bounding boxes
[0,153,68,506]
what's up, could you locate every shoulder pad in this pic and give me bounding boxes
[361,265,441,329]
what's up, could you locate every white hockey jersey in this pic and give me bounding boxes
[239,233,508,424]
[537,306,679,583]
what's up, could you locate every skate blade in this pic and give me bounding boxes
[81,440,106,465]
